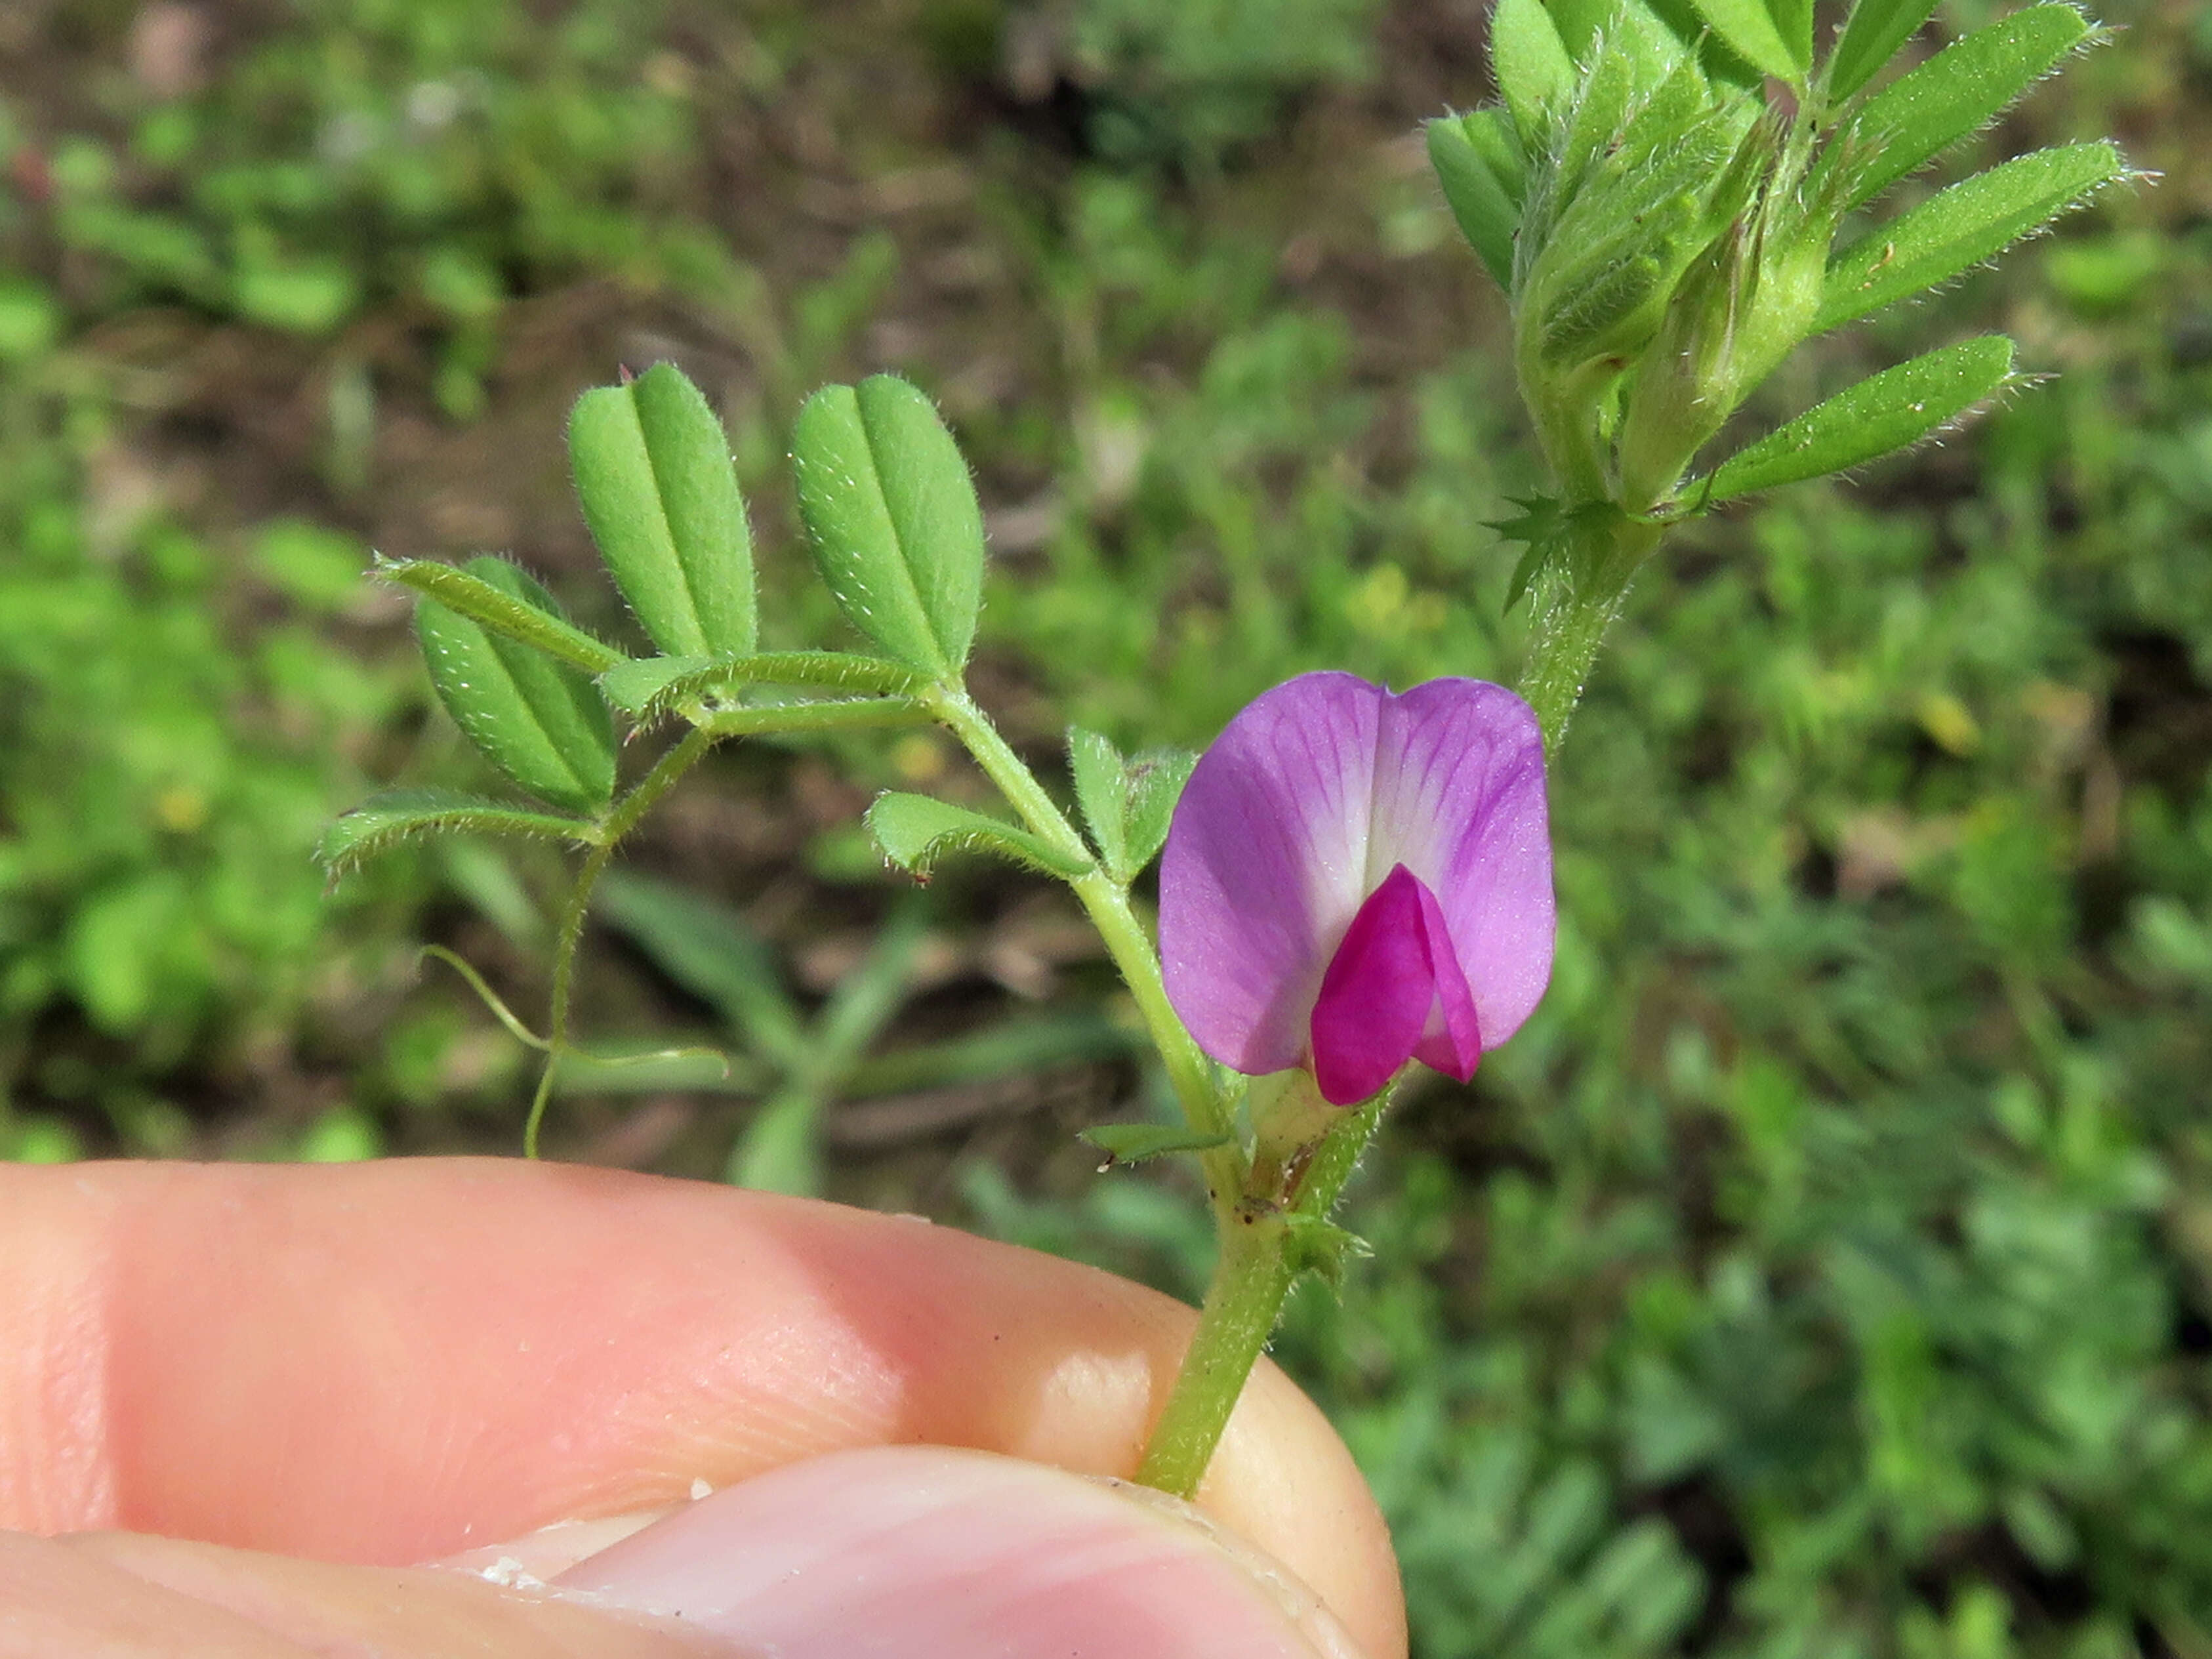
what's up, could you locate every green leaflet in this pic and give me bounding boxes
[867,792,1092,881]
[374,556,626,674]
[1705,335,2015,500]
[1546,0,1613,56]
[1493,0,1578,138]
[415,558,619,814]
[1602,0,1695,96]
[1067,727,1198,885]
[792,375,986,680]
[317,789,599,875]
[1428,114,1521,288]
[1683,0,1804,81]
[1838,5,2093,211]
[569,361,756,659]
[1817,141,2125,333]
[1824,0,1942,101]
[1767,0,1813,78]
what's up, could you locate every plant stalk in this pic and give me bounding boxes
[1136,1210,1297,1497]
[1515,514,1664,754]
[1137,1083,1389,1497]
[524,726,716,1157]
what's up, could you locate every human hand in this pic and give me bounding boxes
[0,1158,1403,1656]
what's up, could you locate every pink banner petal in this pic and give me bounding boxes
[1158,672,1381,1076]
[1159,671,1553,1091]
[1367,678,1553,1051]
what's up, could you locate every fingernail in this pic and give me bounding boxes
[548,1445,1362,1658]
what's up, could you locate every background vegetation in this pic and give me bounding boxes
[2,0,2209,1653]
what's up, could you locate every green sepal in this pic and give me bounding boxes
[1067,728,1198,885]
[416,558,620,813]
[1824,0,1942,102]
[1492,0,1577,139]
[569,362,757,659]
[318,789,600,876]
[1068,727,1128,876]
[1836,5,2095,212]
[1816,140,2125,333]
[1080,1122,1235,1168]
[1683,0,1805,82]
[792,375,986,680]
[866,792,1093,881]
[1282,1214,1372,1290]
[1427,114,1522,289]
[374,556,626,675]
[1704,335,2015,501]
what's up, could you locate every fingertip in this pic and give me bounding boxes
[554,1445,1370,1659]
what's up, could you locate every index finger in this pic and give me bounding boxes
[0,1158,1404,1659]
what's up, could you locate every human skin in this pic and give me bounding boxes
[0,1158,1406,1656]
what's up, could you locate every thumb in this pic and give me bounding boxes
[543,1444,1368,1658]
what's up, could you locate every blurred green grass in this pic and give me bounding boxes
[2,0,2210,1653]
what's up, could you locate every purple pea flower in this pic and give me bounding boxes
[1158,672,1554,1106]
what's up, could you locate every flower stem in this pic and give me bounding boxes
[1136,1210,1296,1496]
[1137,1080,1389,1498]
[523,726,717,1158]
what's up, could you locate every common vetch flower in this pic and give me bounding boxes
[1158,672,1554,1106]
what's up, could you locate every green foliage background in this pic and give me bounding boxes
[2,0,2209,1652]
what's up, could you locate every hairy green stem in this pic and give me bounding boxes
[523,726,717,1157]
[701,696,928,738]
[1136,1212,1297,1496]
[1137,1084,1389,1497]
[1516,516,1664,754]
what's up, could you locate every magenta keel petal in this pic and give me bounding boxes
[1309,866,1435,1105]
[1410,875,1483,1082]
